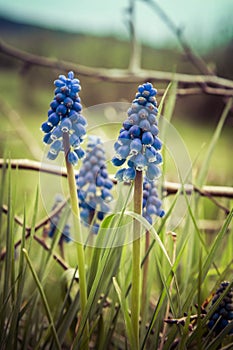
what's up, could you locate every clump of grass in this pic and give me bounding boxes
[0,83,232,350]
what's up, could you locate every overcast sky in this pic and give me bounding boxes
[0,0,232,51]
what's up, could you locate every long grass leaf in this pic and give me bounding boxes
[0,158,7,254]
[7,205,27,348]
[202,209,232,280]
[157,82,172,115]
[113,277,136,349]
[87,213,115,293]
[197,97,233,186]
[125,211,172,266]
[22,248,61,350]
[1,164,14,347]
[162,80,177,123]
[141,229,189,348]
[73,210,130,347]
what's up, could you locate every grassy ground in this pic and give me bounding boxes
[0,31,232,349]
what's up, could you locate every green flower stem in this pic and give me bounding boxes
[62,133,89,345]
[141,230,150,312]
[131,170,143,349]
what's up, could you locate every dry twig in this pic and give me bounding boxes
[0,198,68,269]
[140,0,214,76]
[0,158,232,199]
[0,39,233,97]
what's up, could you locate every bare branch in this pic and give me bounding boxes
[0,158,68,177]
[0,198,67,258]
[0,158,232,198]
[198,219,232,233]
[164,313,206,326]
[141,0,214,76]
[0,39,233,97]
[193,185,230,215]
[164,180,233,199]
[0,199,70,271]
[0,230,69,271]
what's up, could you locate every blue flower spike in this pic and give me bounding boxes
[76,136,113,234]
[142,178,165,224]
[112,82,163,182]
[208,281,233,335]
[44,194,71,245]
[41,71,87,165]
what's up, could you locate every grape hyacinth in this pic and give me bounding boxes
[43,194,71,245]
[208,281,233,335]
[142,178,165,224]
[112,82,163,182]
[41,71,87,165]
[76,136,113,234]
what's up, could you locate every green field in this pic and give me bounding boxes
[0,20,232,350]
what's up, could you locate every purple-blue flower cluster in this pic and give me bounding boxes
[142,178,165,224]
[44,194,71,244]
[112,82,163,182]
[76,136,113,234]
[208,281,233,335]
[41,71,87,165]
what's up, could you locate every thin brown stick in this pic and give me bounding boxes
[0,158,68,177]
[0,230,69,271]
[193,185,230,215]
[197,219,232,233]
[33,234,69,271]
[0,198,67,261]
[164,313,206,325]
[0,39,233,96]
[0,159,232,198]
[141,0,214,76]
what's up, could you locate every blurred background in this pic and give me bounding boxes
[0,0,232,186]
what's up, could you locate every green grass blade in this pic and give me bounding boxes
[202,209,232,280]
[125,211,172,266]
[73,211,129,348]
[196,97,233,186]
[6,205,27,349]
[161,80,177,123]
[141,228,189,348]
[87,213,115,293]
[158,81,177,187]
[0,158,7,253]
[56,287,80,344]
[22,248,61,350]
[113,277,136,349]
[0,164,15,347]
[157,82,172,115]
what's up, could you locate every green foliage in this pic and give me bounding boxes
[0,80,232,350]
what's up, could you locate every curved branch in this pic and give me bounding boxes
[0,158,232,198]
[141,0,214,76]
[0,39,233,97]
